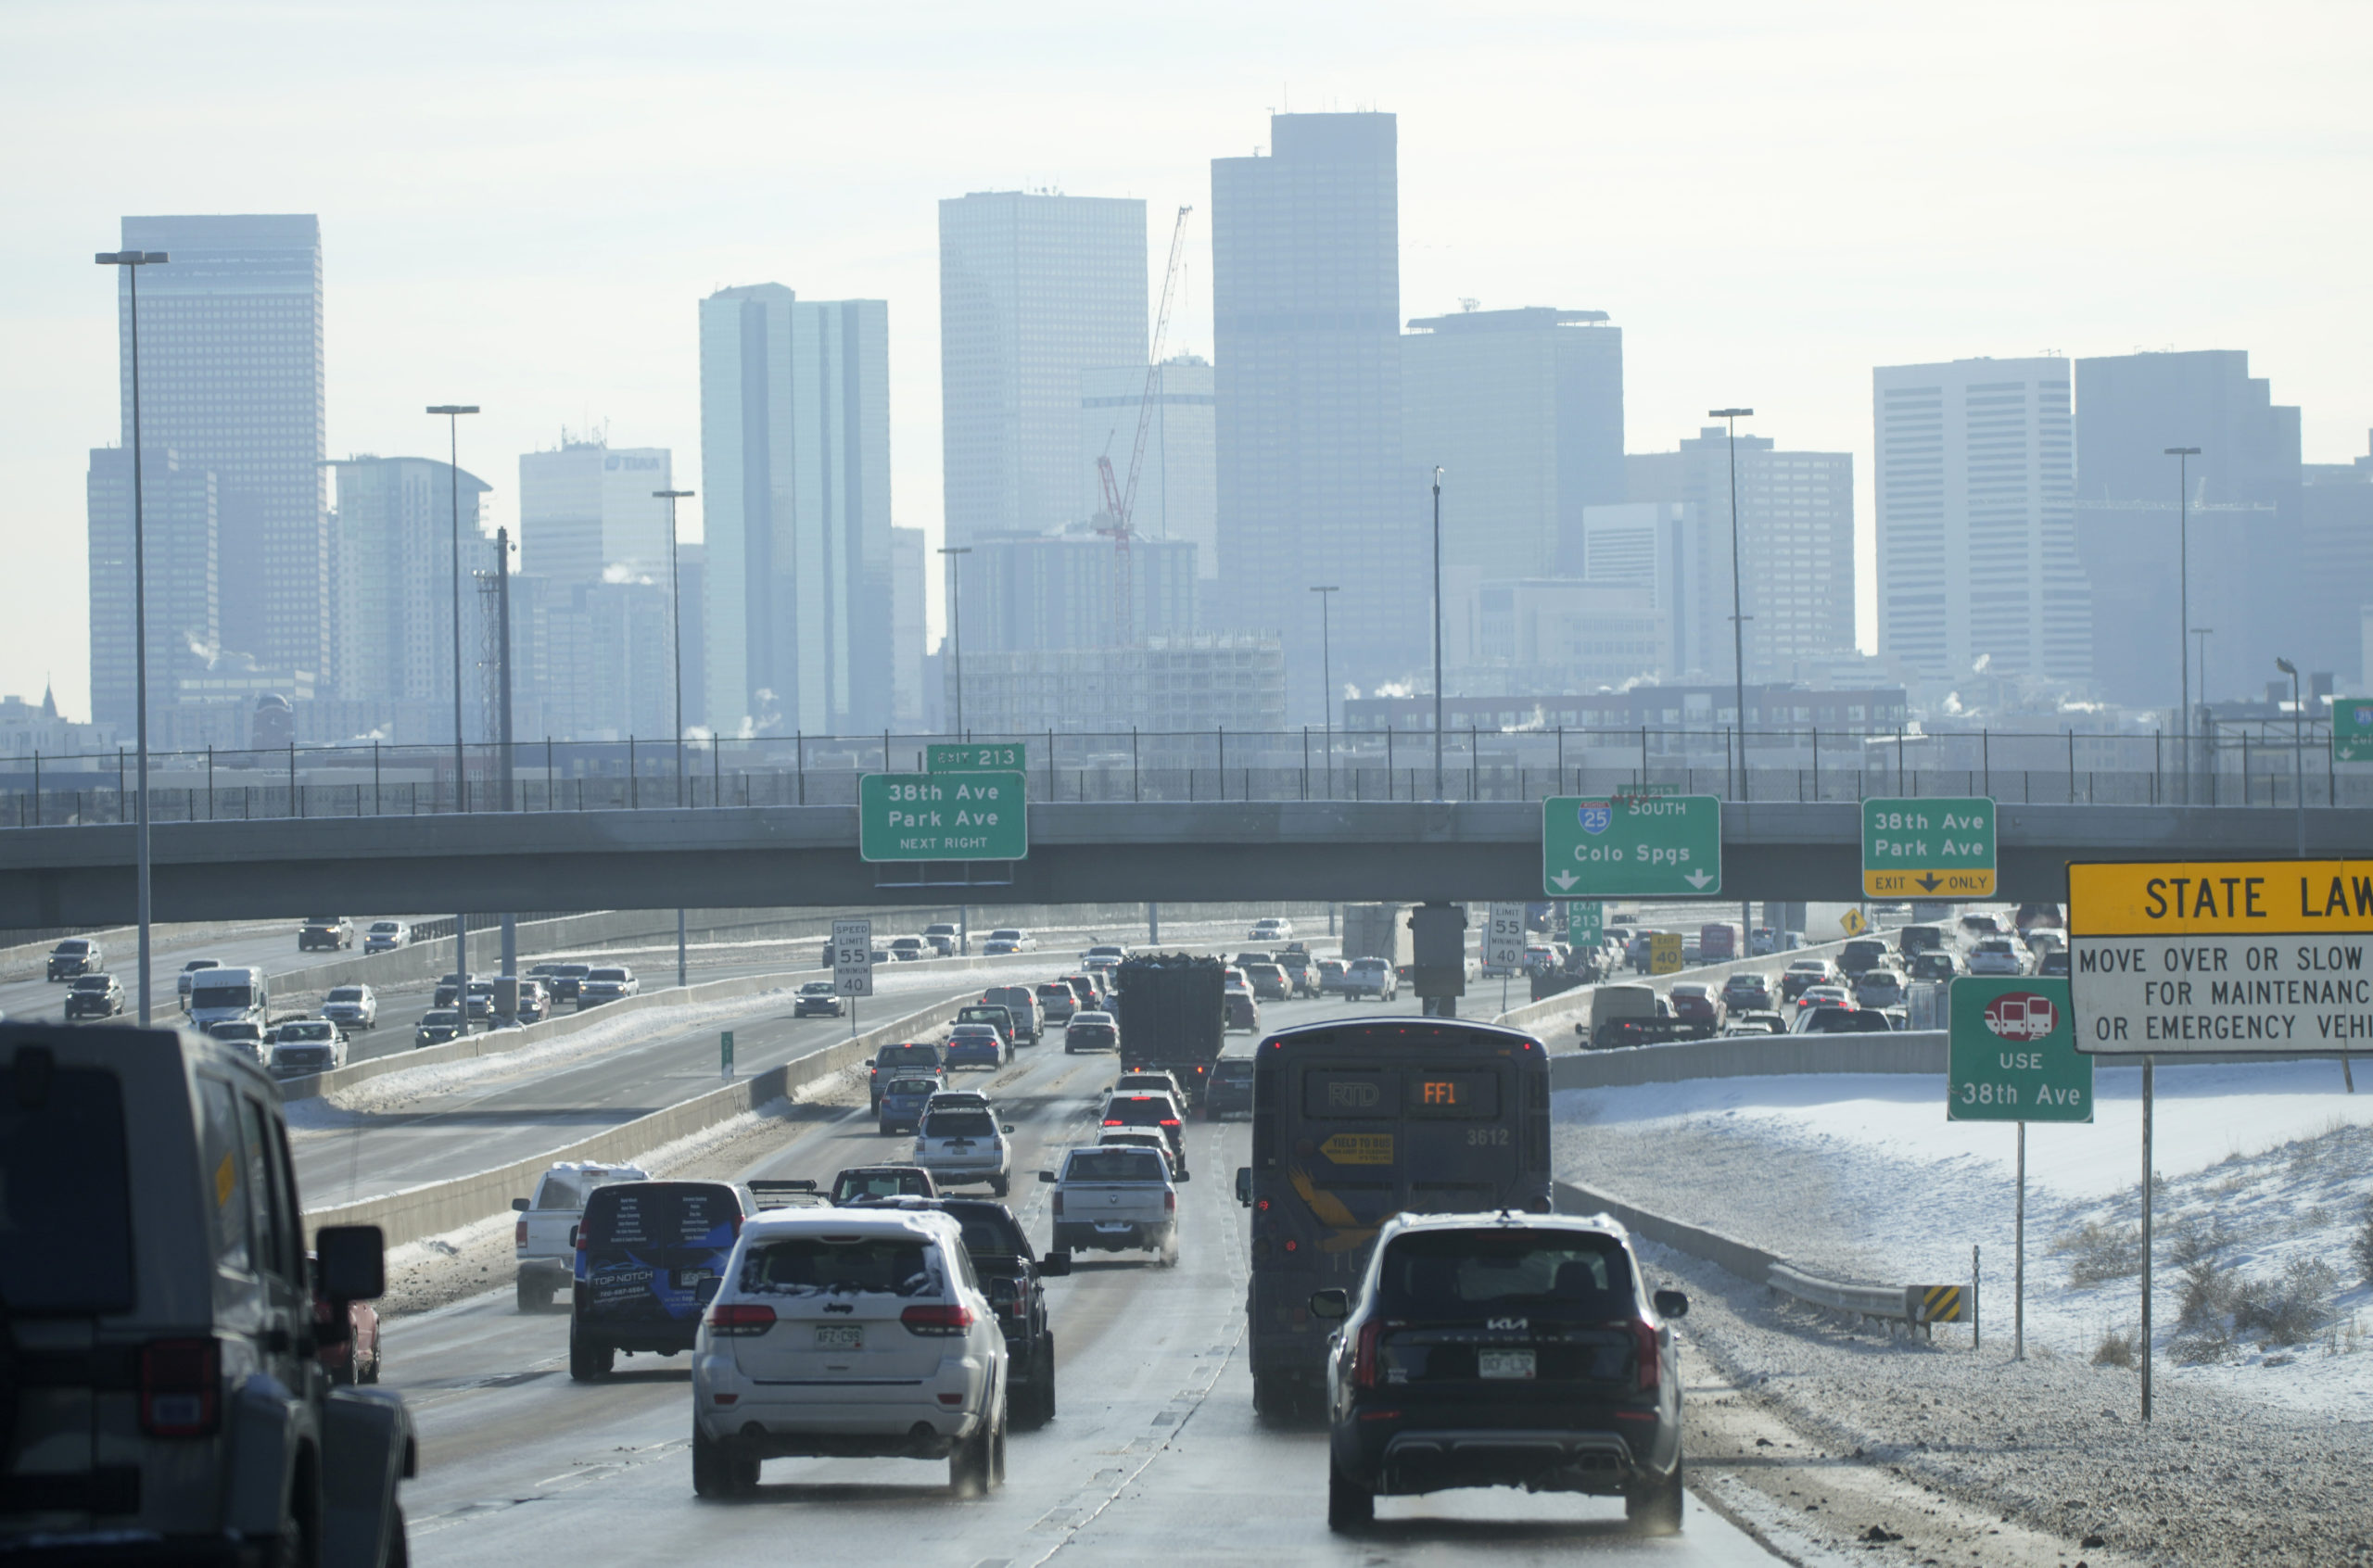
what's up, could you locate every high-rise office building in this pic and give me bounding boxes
[969,529,1197,654]
[1403,307,1625,579]
[1873,360,2087,687]
[86,449,219,731]
[1079,356,1217,579]
[325,455,492,714]
[518,438,675,588]
[1628,425,1856,681]
[1212,113,1412,704]
[699,285,892,736]
[2073,350,2301,710]
[890,526,927,729]
[117,215,327,684]
[2300,432,2373,689]
[940,192,1147,546]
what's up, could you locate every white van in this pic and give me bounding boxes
[187,965,268,1032]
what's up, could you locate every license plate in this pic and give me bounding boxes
[1478,1348,1535,1380]
[813,1325,864,1349]
[1095,1220,1135,1233]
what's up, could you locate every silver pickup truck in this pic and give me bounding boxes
[511,1161,649,1310]
[1040,1144,1177,1263]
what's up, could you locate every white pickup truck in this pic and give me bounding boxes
[1040,1144,1177,1263]
[511,1160,649,1310]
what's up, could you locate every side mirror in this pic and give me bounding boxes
[1037,1170,1057,1184]
[566,1224,579,1248]
[1234,1168,1251,1207]
[315,1224,385,1302]
[1176,1168,1192,1183]
[1002,1124,1016,1134]
[694,1277,722,1307]
[1309,1288,1350,1321]
[511,1197,529,1212]
[1039,1251,1072,1278]
[1654,1289,1690,1321]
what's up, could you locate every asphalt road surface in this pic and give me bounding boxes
[387,1004,1781,1568]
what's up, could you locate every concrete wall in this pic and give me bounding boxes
[1556,1179,1782,1284]
[1549,1030,1948,1091]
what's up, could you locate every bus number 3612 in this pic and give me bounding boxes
[1466,1127,1512,1146]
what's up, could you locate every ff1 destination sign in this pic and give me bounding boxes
[2067,860,2373,1055]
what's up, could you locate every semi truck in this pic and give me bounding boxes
[1339,904,1412,967]
[1114,953,1225,1106]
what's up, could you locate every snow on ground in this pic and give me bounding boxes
[1556,1057,2373,1422]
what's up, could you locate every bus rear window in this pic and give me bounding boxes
[0,1064,135,1313]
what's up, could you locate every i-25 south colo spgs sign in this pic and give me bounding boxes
[1540,794,1722,898]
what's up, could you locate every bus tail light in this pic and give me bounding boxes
[1352,1321,1382,1389]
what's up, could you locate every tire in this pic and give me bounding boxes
[382,1507,408,1568]
[990,1175,1010,1197]
[568,1332,614,1382]
[1326,1461,1374,1531]
[515,1274,545,1313]
[949,1416,993,1496]
[989,1398,1008,1487]
[1626,1454,1685,1533]
[692,1425,752,1499]
[1036,1332,1056,1422]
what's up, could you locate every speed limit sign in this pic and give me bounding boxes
[832,918,874,997]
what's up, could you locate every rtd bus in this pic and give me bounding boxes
[1234,1018,1553,1413]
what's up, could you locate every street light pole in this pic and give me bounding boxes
[2190,626,2213,714]
[2166,447,2201,801]
[429,403,479,982]
[96,247,168,1025]
[2277,657,2305,857]
[1711,408,1755,803]
[1431,466,1445,800]
[1310,586,1339,796]
[656,488,694,989]
[939,546,972,737]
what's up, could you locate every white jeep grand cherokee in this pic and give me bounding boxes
[691,1208,1009,1498]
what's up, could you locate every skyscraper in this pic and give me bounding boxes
[117,215,327,683]
[699,285,892,736]
[325,455,491,714]
[1079,356,1217,579]
[1403,307,1625,579]
[86,449,218,730]
[1212,113,1412,703]
[1628,425,1856,681]
[969,529,1197,653]
[2300,433,2373,688]
[2073,350,2301,709]
[1873,359,2087,688]
[939,192,1147,545]
[518,438,675,588]
[890,526,926,729]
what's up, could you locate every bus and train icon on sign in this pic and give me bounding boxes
[1980,992,2059,1042]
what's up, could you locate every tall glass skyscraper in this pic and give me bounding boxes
[115,215,327,684]
[86,449,218,729]
[1211,114,1411,706]
[698,285,892,736]
[939,192,1147,546]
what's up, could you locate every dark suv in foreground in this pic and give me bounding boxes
[855,1195,1071,1427]
[1314,1212,1689,1534]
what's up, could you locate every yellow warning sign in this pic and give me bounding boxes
[1839,907,1868,937]
[1317,1132,1394,1166]
[2069,860,2373,936]
[1650,932,1684,976]
[1920,1284,1969,1323]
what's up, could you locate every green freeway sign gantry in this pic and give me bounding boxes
[926,741,1025,773]
[857,770,1027,862]
[2336,697,2373,764]
[1947,977,2091,1122]
[1862,796,1997,900]
[1541,794,1721,898]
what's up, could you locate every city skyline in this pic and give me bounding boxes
[10,4,2372,719]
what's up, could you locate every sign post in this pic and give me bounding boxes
[2334,698,2373,764]
[1862,796,1996,901]
[1949,976,2092,1363]
[858,771,1027,862]
[719,1030,734,1079]
[1542,794,1722,898]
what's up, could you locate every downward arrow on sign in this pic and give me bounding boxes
[1551,872,1578,891]
[1917,873,1942,891]
[1684,870,1714,890]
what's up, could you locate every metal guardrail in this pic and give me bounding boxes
[1768,1262,1974,1340]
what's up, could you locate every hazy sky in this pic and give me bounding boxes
[6,0,2369,719]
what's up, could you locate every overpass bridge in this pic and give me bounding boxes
[3,800,2360,926]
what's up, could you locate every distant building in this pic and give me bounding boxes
[969,529,1197,653]
[1343,683,1910,734]
[1872,360,2087,689]
[2301,435,2373,692]
[699,285,893,736]
[1078,357,1216,578]
[890,526,926,729]
[2073,349,2299,710]
[951,635,1285,736]
[1629,424,1855,682]
[1446,579,1669,696]
[518,438,675,588]
[1212,113,1414,704]
[940,192,1147,545]
[1403,307,1625,579]
[0,688,115,758]
[116,215,327,683]
[326,456,492,717]
[86,448,219,731]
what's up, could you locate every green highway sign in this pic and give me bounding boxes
[1565,901,1604,942]
[1948,977,2091,1122]
[1862,796,1996,900]
[2335,697,2373,764]
[858,770,1027,862]
[927,742,1025,773]
[1542,794,1722,898]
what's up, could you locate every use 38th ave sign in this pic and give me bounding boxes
[2068,860,2373,1054]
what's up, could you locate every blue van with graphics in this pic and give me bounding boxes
[570,1179,755,1379]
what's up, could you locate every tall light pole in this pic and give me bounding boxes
[2277,657,2305,857]
[1310,586,1339,796]
[2166,447,2201,801]
[1431,466,1445,800]
[1711,408,1755,803]
[97,247,168,1025]
[429,403,479,983]
[939,546,972,736]
[2190,626,2213,713]
[656,488,694,989]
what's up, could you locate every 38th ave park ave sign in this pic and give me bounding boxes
[2068,859,2373,1054]
[857,770,1027,862]
[1861,796,1996,899]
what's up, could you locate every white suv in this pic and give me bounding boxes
[912,1101,1016,1195]
[691,1208,1009,1498]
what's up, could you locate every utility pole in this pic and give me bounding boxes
[2166,447,2201,802]
[939,546,973,736]
[494,526,517,992]
[429,403,480,981]
[657,488,695,989]
[1710,407,1755,803]
[1311,586,1339,796]
[1431,467,1445,799]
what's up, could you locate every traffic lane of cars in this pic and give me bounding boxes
[0,919,359,1021]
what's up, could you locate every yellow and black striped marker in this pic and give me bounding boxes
[1921,1284,1968,1322]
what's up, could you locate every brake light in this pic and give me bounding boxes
[1631,1318,1660,1394]
[901,1303,975,1336]
[514,1219,527,1249]
[1352,1321,1381,1389]
[707,1304,777,1336]
[1160,1119,1180,1128]
[139,1338,220,1437]
[1102,1118,1122,1126]
[1163,1190,1176,1213]
[1051,1191,1064,1217]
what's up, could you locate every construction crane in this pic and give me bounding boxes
[1098,204,1192,646]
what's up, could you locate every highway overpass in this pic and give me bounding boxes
[3,799,2363,925]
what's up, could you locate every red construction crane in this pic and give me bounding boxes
[1098,205,1192,646]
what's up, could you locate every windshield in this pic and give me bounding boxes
[1374,1229,1633,1317]
[588,968,628,981]
[193,983,255,1008]
[327,987,365,1002]
[422,1010,459,1026]
[70,975,108,990]
[279,1024,334,1041]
